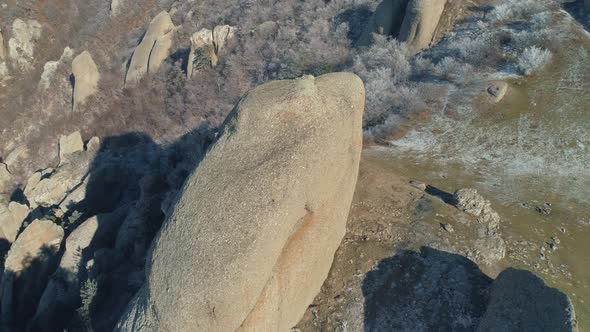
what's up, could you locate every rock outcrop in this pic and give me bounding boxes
[486,81,508,103]
[125,12,175,84]
[8,19,42,71]
[453,188,505,263]
[72,51,100,111]
[39,47,73,90]
[478,268,577,332]
[0,220,64,328]
[398,0,447,52]
[0,202,29,243]
[59,131,84,164]
[116,72,365,331]
[0,29,8,80]
[30,209,127,330]
[187,25,237,76]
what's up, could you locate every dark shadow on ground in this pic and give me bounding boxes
[363,247,576,332]
[2,124,217,331]
[425,185,455,205]
[563,0,590,32]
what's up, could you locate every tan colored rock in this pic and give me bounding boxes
[148,30,174,74]
[23,168,53,203]
[4,145,29,172]
[213,25,238,56]
[8,19,42,71]
[0,220,64,325]
[29,158,90,207]
[117,73,365,331]
[0,202,29,243]
[486,81,508,103]
[399,0,447,53]
[0,163,12,194]
[111,0,124,16]
[187,28,214,76]
[59,131,84,164]
[39,47,73,90]
[126,12,174,83]
[72,51,100,111]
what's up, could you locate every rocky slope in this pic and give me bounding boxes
[0,0,587,331]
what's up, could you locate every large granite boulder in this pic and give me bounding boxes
[116,72,365,331]
[125,12,175,84]
[8,19,42,71]
[0,201,29,243]
[0,220,64,329]
[399,0,447,53]
[0,163,12,194]
[478,268,577,332]
[72,51,100,111]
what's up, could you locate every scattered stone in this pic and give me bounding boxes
[486,81,508,103]
[59,131,84,164]
[399,0,447,53]
[126,11,175,84]
[72,51,100,111]
[535,202,552,215]
[478,268,577,332]
[8,19,42,71]
[0,220,64,326]
[117,73,365,331]
[409,180,426,191]
[558,227,567,233]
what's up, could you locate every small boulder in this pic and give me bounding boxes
[398,0,447,53]
[486,81,508,103]
[8,19,42,71]
[72,51,100,111]
[477,268,577,332]
[59,131,85,164]
[0,220,64,327]
[0,201,29,243]
[39,47,73,90]
[126,12,175,84]
[116,73,365,331]
[0,163,12,194]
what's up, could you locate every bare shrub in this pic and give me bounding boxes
[517,46,552,75]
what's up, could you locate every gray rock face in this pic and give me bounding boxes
[8,19,42,71]
[478,268,578,332]
[39,47,73,90]
[59,131,85,164]
[0,220,64,328]
[399,0,447,52]
[187,25,237,76]
[125,12,175,84]
[116,73,365,331]
[72,51,100,111]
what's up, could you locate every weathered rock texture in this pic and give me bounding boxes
[59,131,84,164]
[187,25,237,76]
[0,30,8,80]
[39,47,73,90]
[399,0,447,52]
[126,12,175,84]
[8,19,42,71]
[453,188,505,263]
[478,268,578,332]
[72,51,100,111]
[0,163,12,194]
[116,72,365,331]
[0,220,64,328]
[0,202,29,243]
